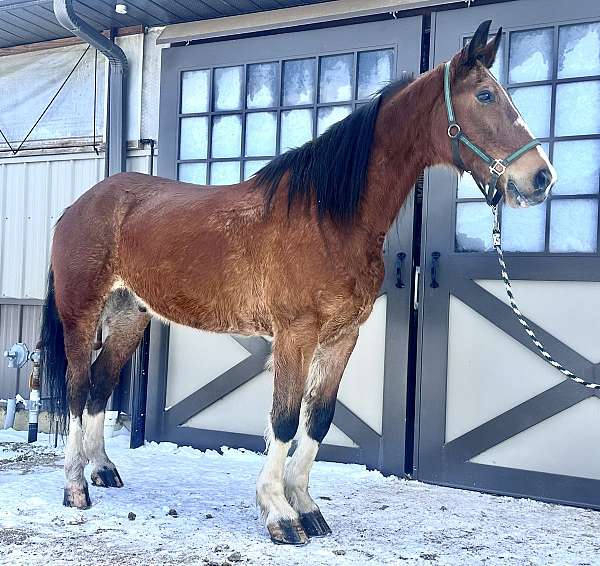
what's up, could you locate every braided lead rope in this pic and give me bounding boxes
[491,206,600,390]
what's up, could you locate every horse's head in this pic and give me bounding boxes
[446,20,556,208]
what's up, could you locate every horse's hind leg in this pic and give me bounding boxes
[62,317,102,509]
[283,327,358,537]
[256,317,317,545]
[85,291,150,488]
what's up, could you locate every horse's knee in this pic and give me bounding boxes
[306,397,336,443]
[271,403,301,443]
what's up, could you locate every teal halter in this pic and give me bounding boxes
[443,61,541,206]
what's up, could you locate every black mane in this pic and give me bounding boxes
[254,77,414,222]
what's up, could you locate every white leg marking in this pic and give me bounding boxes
[65,413,87,486]
[256,426,297,526]
[84,410,122,487]
[284,349,327,514]
[64,412,90,507]
[284,407,319,515]
[83,410,109,468]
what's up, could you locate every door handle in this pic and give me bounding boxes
[430,252,441,288]
[395,252,406,288]
[413,266,420,311]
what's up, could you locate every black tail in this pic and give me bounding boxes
[41,267,68,434]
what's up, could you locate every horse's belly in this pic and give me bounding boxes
[113,277,273,336]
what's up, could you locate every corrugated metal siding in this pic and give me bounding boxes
[0,304,21,399]
[0,154,104,300]
[0,152,152,301]
[0,304,42,400]
[0,151,152,402]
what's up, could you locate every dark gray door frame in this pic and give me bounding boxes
[146,16,423,473]
[415,0,600,509]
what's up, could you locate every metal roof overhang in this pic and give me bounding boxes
[156,0,454,44]
[0,0,334,49]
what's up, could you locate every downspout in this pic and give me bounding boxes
[51,0,129,435]
[53,0,128,175]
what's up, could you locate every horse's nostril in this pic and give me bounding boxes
[533,168,552,192]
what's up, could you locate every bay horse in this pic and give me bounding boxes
[41,20,555,545]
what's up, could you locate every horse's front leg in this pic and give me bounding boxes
[256,320,317,545]
[283,327,359,537]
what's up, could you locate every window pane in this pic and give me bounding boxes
[317,105,352,136]
[456,202,494,252]
[245,112,276,156]
[550,199,598,253]
[181,69,209,114]
[247,63,277,109]
[244,159,270,180]
[211,114,242,158]
[280,109,313,152]
[357,49,393,99]
[178,162,207,185]
[210,161,240,185]
[501,202,546,252]
[213,66,243,111]
[319,54,353,103]
[553,140,600,195]
[509,28,553,83]
[509,85,551,138]
[179,117,208,160]
[457,174,483,199]
[558,22,600,79]
[555,81,600,137]
[282,59,315,106]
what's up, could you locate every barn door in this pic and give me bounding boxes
[148,17,423,473]
[416,0,600,508]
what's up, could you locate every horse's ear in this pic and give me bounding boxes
[457,20,502,72]
[479,27,503,69]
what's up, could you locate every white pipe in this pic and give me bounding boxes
[3,397,16,429]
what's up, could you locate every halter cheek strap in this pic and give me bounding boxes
[443,61,541,206]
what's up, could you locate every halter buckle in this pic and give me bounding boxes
[447,123,461,138]
[489,159,506,177]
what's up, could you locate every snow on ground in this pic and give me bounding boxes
[1,429,599,566]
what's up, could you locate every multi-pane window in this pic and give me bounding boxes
[455,21,600,253]
[176,49,395,186]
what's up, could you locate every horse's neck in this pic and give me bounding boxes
[360,66,444,235]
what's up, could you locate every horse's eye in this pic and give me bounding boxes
[476,90,495,104]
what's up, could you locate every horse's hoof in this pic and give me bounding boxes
[268,519,309,545]
[299,510,332,538]
[91,466,123,488]
[63,484,91,509]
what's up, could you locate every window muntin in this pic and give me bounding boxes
[455,21,600,254]
[176,48,395,187]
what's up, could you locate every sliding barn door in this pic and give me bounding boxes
[148,17,422,473]
[416,0,600,508]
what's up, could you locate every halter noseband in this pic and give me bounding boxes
[443,61,541,206]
